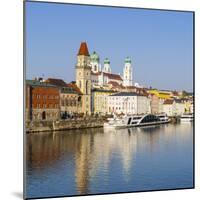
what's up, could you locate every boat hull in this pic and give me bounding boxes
[104,120,170,129]
[180,119,193,122]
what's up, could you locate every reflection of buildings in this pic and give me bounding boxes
[74,129,138,194]
[27,123,193,195]
[27,128,138,194]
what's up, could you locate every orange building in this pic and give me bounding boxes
[26,80,60,121]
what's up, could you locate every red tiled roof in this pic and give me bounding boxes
[78,42,90,56]
[163,99,174,105]
[45,78,67,87]
[66,83,83,95]
[104,72,123,81]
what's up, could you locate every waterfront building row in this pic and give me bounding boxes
[26,78,193,121]
[26,42,193,121]
[26,79,83,121]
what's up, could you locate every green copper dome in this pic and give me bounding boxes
[90,51,99,62]
[104,58,110,64]
[125,57,131,63]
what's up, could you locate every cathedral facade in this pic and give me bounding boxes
[90,51,134,88]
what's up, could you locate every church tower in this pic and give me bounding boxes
[103,58,111,73]
[123,57,133,86]
[90,51,101,73]
[76,42,91,115]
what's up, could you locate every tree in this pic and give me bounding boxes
[182,90,188,97]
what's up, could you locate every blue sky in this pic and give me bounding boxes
[25,1,193,92]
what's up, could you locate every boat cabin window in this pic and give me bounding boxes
[132,122,138,124]
[140,115,160,123]
[127,117,132,125]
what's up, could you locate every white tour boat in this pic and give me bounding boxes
[180,113,194,122]
[104,113,170,129]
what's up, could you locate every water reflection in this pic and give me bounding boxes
[26,123,193,198]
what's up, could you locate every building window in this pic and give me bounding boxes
[79,81,82,89]
[86,80,88,94]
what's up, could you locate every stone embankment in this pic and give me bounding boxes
[26,117,107,133]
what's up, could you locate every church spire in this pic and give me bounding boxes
[78,42,90,56]
[123,57,133,86]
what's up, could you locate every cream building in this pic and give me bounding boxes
[92,88,115,114]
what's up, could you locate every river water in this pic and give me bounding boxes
[25,123,193,199]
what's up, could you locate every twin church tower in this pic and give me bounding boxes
[76,42,134,114]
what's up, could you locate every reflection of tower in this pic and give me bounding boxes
[75,134,91,195]
[123,57,133,86]
[76,42,91,114]
[90,51,100,73]
[103,58,111,73]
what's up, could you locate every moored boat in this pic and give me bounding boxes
[104,113,170,129]
[180,113,194,122]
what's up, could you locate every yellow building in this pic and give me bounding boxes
[92,89,115,114]
[148,89,172,100]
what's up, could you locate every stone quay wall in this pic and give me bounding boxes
[26,117,107,133]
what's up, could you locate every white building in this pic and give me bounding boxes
[163,99,185,116]
[107,92,150,115]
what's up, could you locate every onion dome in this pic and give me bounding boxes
[90,51,100,62]
[104,58,110,64]
[125,57,131,63]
